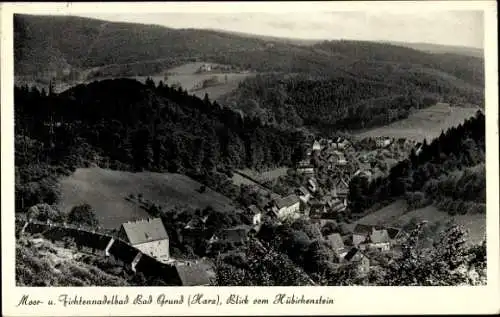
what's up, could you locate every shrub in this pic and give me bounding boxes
[27,203,65,223]
[405,191,431,210]
[67,203,99,227]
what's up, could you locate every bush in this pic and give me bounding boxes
[67,203,99,227]
[27,203,65,223]
[405,191,431,210]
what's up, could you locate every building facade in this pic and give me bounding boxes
[119,218,170,262]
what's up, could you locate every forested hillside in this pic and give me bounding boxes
[14,14,292,79]
[220,69,483,132]
[15,15,484,86]
[14,79,306,212]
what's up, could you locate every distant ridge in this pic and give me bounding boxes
[382,41,484,59]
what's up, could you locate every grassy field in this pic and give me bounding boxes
[29,61,255,98]
[355,103,480,142]
[349,200,485,245]
[131,61,254,100]
[58,167,236,229]
[135,72,254,100]
[237,167,290,183]
[396,205,486,245]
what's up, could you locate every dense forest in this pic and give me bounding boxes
[348,110,486,215]
[219,67,483,132]
[14,79,306,212]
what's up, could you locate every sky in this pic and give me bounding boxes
[73,10,484,49]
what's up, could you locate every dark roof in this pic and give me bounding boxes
[353,224,374,235]
[275,194,300,209]
[385,227,401,239]
[121,218,168,245]
[344,247,360,261]
[175,263,211,286]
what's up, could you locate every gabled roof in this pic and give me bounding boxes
[275,194,300,209]
[121,218,168,245]
[326,233,345,251]
[175,263,211,286]
[370,229,390,244]
[386,227,402,239]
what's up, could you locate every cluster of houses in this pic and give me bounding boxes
[197,63,233,73]
[115,210,406,282]
[294,138,355,220]
[109,136,408,283]
[322,223,405,276]
[299,137,351,173]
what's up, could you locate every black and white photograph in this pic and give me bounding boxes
[3,1,497,298]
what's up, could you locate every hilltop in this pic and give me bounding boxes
[15,15,484,87]
[385,41,484,59]
[14,14,290,80]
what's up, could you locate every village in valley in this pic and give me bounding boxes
[13,11,487,287]
[16,134,416,285]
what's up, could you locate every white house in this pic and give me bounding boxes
[247,205,263,226]
[368,229,391,251]
[312,140,322,152]
[199,63,212,72]
[119,218,170,263]
[273,195,301,220]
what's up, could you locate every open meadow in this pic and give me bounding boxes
[350,200,485,245]
[58,167,236,229]
[355,103,480,142]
